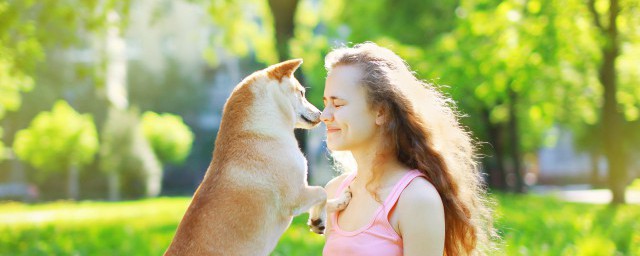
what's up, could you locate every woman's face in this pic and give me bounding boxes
[321,65,380,152]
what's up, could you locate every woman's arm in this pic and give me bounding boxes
[397,178,445,256]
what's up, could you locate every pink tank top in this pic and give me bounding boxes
[323,170,426,256]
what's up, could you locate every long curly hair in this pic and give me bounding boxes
[325,42,496,255]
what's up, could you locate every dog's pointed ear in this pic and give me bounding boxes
[267,59,303,82]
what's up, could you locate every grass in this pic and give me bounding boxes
[494,193,640,255]
[0,194,638,255]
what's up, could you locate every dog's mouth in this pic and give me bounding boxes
[301,114,319,125]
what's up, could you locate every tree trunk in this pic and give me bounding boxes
[481,107,507,190]
[108,171,120,201]
[104,9,129,201]
[105,10,128,110]
[601,45,627,205]
[267,0,299,61]
[589,150,601,187]
[591,0,626,205]
[68,165,79,200]
[507,86,525,193]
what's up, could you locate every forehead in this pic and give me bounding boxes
[324,65,365,99]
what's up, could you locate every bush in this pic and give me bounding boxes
[629,179,640,190]
[13,100,98,175]
[141,112,194,165]
[12,101,98,199]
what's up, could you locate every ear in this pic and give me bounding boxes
[375,106,386,126]
[267,59,303,82]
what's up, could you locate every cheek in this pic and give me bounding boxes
[332,109,351,127]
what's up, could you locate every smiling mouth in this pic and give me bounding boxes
[326,128,340,133]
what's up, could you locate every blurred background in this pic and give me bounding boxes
[0,0,639,255]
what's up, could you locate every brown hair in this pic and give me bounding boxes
[325,42,496,255]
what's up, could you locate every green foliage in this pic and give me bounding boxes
[0,0,132,160]
[327,0,458,46]
[423,0,583,153]
[1,195,638,255]
[141,112,194,165]
[289,0,334,107]
[0,198,188,255]
[12,100,99,175]
[0,198,324,255]
[0,128,4,162]
[494,193,640,255]
[0,0,132,115]
[0,1,40,121]
[629,179,640,191]
[0,45,35,120]
[289,0,460,108]
[192,0,278,67]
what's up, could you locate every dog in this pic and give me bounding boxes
[164,59,351,255]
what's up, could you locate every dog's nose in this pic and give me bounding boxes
[311,110,322,123]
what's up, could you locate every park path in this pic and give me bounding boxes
[531,185,640,204]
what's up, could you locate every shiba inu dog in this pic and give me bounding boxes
[164,59,351,256]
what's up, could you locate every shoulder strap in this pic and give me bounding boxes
[382,170,426,215]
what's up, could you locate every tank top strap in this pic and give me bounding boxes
[335,172,357,197]
[382,170,426,215]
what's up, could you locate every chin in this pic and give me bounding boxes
[325,141,346,151]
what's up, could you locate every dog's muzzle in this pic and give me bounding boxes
[301,114,319,125]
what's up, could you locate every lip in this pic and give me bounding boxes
[326,127,341,133]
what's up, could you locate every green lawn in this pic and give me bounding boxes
[0,194,638,255]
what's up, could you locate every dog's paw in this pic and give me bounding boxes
[335,188,352,211]
[308,218,325,234]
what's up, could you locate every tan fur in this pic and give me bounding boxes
[164,59,349,256]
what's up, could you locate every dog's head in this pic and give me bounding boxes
[265,59,321,129]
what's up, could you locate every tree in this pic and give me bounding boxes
[100,107,162,200]
[13,100,99,200]
[423,0,570,192]
[140,111,194,196]
[586,0,639,204]
[141,112,194,165]
[0,0,131,183]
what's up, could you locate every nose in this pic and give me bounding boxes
[320,107,333,123]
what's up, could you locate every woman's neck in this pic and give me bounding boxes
[350,145,408,190]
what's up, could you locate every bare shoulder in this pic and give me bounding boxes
[396,176,445,230]
[396,176,446,254]
[324,173,351,199]
[399,177,443,209]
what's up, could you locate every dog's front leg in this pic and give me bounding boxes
[292,186,327,217]
[308,187,352,234]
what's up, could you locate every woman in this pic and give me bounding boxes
[320,42,495,256]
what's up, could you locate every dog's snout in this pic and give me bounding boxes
[310,110,322,123]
